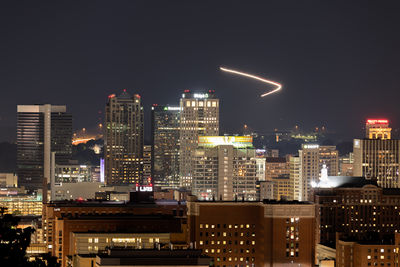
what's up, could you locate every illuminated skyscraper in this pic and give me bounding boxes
[179,90,219,188]
[289,155,301,201]
[354,119,400,187]
[299,144,339,200]
[104,90,144,185]
[151,105,180,188]
[192,136,257,201]
[142,145,152,182]
[17,104,72,190]
[365,119,391,140]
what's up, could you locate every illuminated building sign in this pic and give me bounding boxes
[135,184,153,192]
[198,136,253,148]
[163,106,180,111]
[193,93,209,99]
[367,119,389,125]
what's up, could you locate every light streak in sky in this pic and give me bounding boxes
[220,66,282,97]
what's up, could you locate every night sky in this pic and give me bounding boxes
[1,1,400,142]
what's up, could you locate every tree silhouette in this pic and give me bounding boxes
[0,207,59,267]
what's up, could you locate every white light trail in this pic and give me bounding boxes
[220,66,282,97]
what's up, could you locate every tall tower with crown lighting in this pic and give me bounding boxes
[179,90,219,189]
[104,89,144,185]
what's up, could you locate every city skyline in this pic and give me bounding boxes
[2,1,400,142]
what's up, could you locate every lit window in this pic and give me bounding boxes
[199,241,203,245]
[200,224,203,228]
[88,238,92,243]
[94,238,99,243]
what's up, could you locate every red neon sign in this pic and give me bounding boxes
[367,119,389,125]
[108,94,116,99]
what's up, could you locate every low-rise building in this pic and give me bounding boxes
[336,233,399,267]
[312,176,400,248]
[43,198,186,267]
[95,248,213,266]
[0,189,42,215]
[0,173,18,187]
[187,196,315,267]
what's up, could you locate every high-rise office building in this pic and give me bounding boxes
[318,146,339,176]
[179,90,219,188]
[17,105,72,190]
[299,144,339,201]
[354,119,400,188]
[104,90,144,185]
[151,105,180,188]
[264,157,292,200]
[289,156,301,201]
[192,136,257,201]
[299,145,319,201]
[143,145,152,182]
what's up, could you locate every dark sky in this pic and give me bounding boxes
[1,1,400,142]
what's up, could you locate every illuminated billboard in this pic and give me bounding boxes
[198,136,253,148]
[367,119,389,125]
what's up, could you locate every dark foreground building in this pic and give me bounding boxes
[187,196,315,267]
[96,248,213,266]
[43,197,186,267]
[312,176,400,248]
